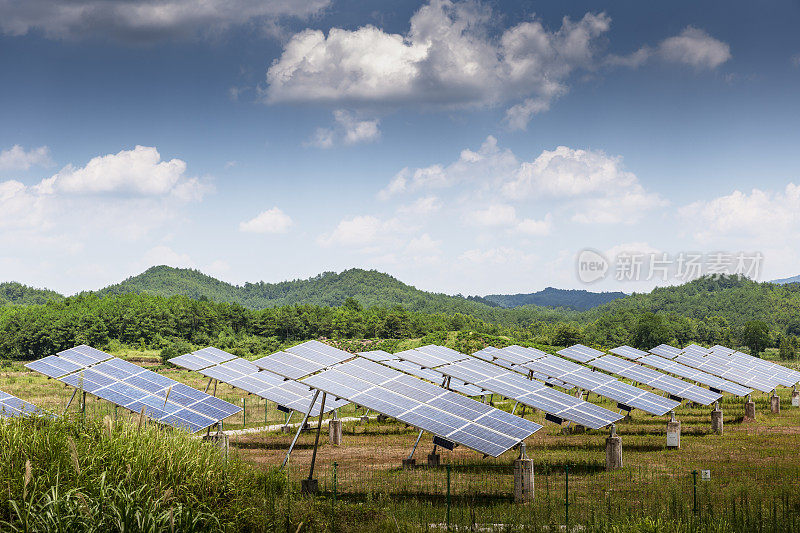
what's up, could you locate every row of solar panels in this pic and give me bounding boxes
[24,345,242,433]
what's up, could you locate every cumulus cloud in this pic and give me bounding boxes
[608,26,730,70]
[459,246,536,265]
[0,180,48,230]
[318,215,384,247]
[239,207,293,234]
[0,145,52,172]
[658,26,731,69]
[516,214,553,236]
[397,196,442,216]
[381,137,664,224]
[35,145,208,200]
[266,0,610,129]
[681,184,800,242]
[0,0,330,42]
[306,110,381,148]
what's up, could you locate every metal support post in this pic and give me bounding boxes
[307,392,327,481]
[63,388,78,417]
[281,390,320,468]
[407,429,424,460]
[203,377,213,393]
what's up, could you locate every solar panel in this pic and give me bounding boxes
[395,347,465,369]
[638,354,752,396]
[477,346,572,389]
[301,357,542,457]
[358,350,396,362]
[0,390,52,418]
[708,345,800,387]
[589,354,722,405]
[650,344,682,359]
[26,346,241,433]
[169,347,347,416]
[609,345,649,360]
[436,356,623,429]
[671,349,781,393]
[253,341,352,379]
[494,348,680,416]
[556,344,603,363]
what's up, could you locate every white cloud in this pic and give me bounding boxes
[35,145,208,200]
[318,215,383,247]
[0,180,48,230]
[266,1,610,128]
[658,26,731,69]
[470,204,517,227]
[0,145,52,172]
[306,110,381,149]
[397,196,442,216]
[459,246,536,265]
[0,0,330,42]
[607,27,730,71]
[379,136,517,199]
[681,183,800,243]
[405,233,441,254]
[516,214,553,236]
[239,207,293,234]
[504,97,554,131]
[791,54,800,68]
[382,138,664,224]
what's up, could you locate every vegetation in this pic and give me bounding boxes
[0,282,63,307]
[482,286,626,310]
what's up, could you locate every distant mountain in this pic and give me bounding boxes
[0,282,64,306]
[94,265,498,314]
[771,274,800,285]
[482,287,627,311]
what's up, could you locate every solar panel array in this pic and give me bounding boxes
[253,340,353,379]
[650,344,682,359]
[359,350,484,396]
[674,350,776,392]
[25,345,241,433]
[435,356,624,429]
[170,346,348,416]
[557,344,751,399]
[301,357,542,457]
[712,346,800,387]
[0,390,51,418]
[392,345,622,428]
[556,344,605,363]
[473,347,571,389]
[589,352,722,405]
[488,346,680,416]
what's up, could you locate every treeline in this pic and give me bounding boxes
[0,289,797,362]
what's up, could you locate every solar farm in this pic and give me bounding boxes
[3,339,800,531]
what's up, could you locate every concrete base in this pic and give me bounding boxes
[792,391,799,408]
[202,433,229,459]
[427,453,440,467]
[605,435,622,470]
[711,409,723,435]
[281,425,291,434]
[744,400,756,420]
[328,419,342,445]
[402,458,415,471]
[513,458,534,503]
[770,395,780,414]
[666,420,681,448]
[301,479,319,494]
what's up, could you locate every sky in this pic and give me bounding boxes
[1,0,799,296]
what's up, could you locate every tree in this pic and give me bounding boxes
[551,323,581,346]
[778,335,797,360]
[631,313,670,350]
[741,320,770,357]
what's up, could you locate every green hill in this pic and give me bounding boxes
[0,282,64,306]
[483,287,626,311]
[94,265,497,314]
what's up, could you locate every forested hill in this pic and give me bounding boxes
[95,266,496,314]
[0,282,63,306]
[483,287,626,311]
[587,275,800,331]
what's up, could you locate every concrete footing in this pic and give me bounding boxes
[666,420,681,448]
[514,458,534,503]
[770,395,780,414]
[328,419,342,445]
[402,458,415,471]
[301,479,319,494]
[792,391,799,408]
[202,433,229,459]
[711,408,723,435]
[744,400,756,420]
[605,434,622,470]
[427,453,440,467]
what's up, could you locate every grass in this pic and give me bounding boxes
[2,346,800,531]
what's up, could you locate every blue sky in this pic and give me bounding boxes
[1,0,798,296]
